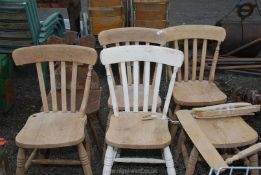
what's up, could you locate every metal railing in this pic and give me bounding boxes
[209,167,261,175]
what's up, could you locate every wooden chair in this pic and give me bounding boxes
[98,27,167,158]
[98,27,167,115]
[12,45,97,175]
[175,103,259,175]
[164,25,228,157]
[100,45,184,175]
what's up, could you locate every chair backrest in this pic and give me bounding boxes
[101,45,183,118]
[98,27,167,85]
[12,45,97,115]
[164,25,226,82]
[0,0,40,53]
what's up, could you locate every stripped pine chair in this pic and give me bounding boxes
[100,45,183,175]
[12,45,97,175]
[164,25,227,166]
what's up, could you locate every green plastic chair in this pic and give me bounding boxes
[0,0,65,53]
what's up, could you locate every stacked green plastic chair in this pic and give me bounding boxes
[0,0,65,53]
[0,0,65,112]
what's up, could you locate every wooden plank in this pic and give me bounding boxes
[0,10,27,20]
[136,11,166,20]
[0,31,32,39]
[88,6,122,17]
[135,2,167,12]
[0,21,29,30]
[176,110,228,169]
[0,39,32,47]
[135,20,168,29]
[89,0,122,7]
[90,16,124,35]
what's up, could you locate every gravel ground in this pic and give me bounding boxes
[1,0,261,175]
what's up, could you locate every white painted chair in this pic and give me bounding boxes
[100,45,184,175]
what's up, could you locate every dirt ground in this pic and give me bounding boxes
[1,0,261,175]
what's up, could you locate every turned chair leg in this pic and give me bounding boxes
[175,128,185,159]
[103,146,116,175]
[249,153,259,175]
[84,129,92,163]
[163,147,176,175]
[185,146,199,175]
[16,148,25,175]
[171,105,181,151]
[78,143,92,175]
[102,109,113,162]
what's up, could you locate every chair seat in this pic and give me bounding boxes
[108,85,162,110]
[16,112,87,149]
[177,110,258,149]
[173,80,227,106]
[197,116,258,148]
[105,112,171,149]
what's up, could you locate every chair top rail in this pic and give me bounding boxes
[164,25,226,42]
[100,45,183,67]
[98,27,167,46]
[12,45,97,65]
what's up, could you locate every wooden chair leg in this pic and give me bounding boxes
[84,129,92,163]
[97,111,106,132]
[16,148,25,175]
[25,149,37,172]
[88,114,102,153]
[175,128,185,159]
[171,105,181,150]
[103,146,116,175]
[185,146,199,175]
[78,143,92,175]
[102,109,113,162]
[249,153,259,175]
[163,147,176,175]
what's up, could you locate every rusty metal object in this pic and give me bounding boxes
[216,2,261,57]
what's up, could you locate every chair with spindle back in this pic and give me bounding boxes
[164,25,227,148]
[98,27,167,159]
[101,45,184,175]
[98,27,167,116]
[12,45,97,175]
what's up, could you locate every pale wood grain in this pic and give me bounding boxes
[12,45,97,66]
[173,80,227,106]
[105,112,171,149]
[164,25,226,42]
[15,112,87,149]
[49,62,58,111]
[36,63,49,112]
[98,27,167,46]
[176,110,228,169]
[61,61,67,112]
